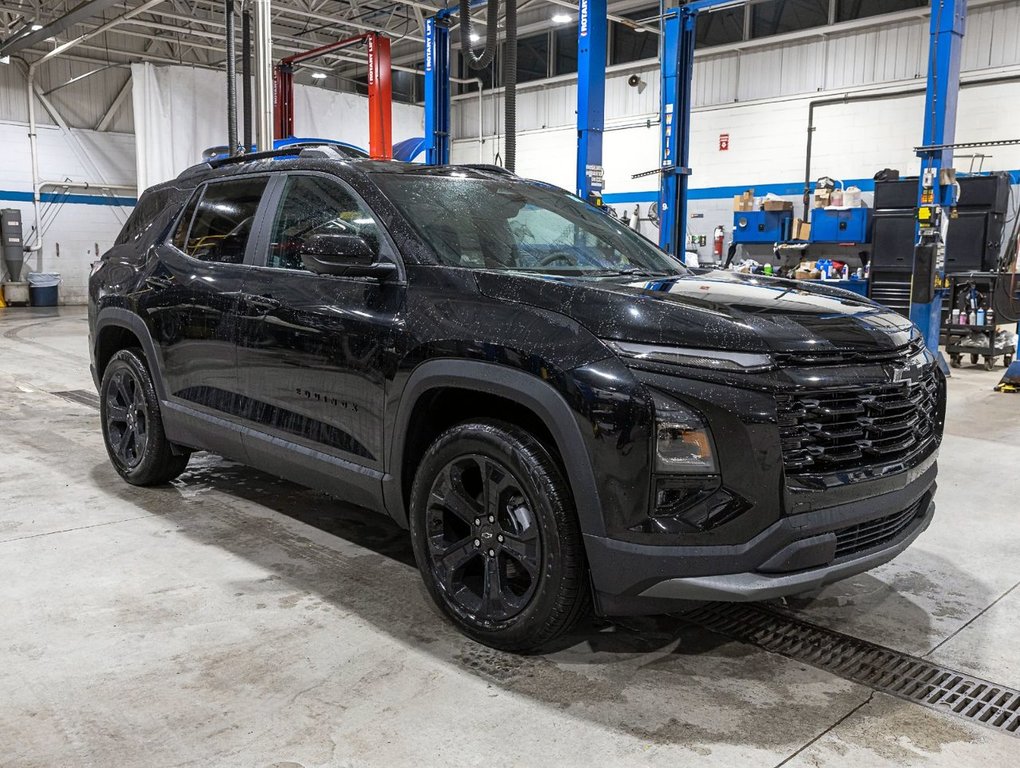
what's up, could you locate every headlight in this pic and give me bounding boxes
[655,402,717,474]
[605,340,774,372]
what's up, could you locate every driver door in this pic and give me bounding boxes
[233,172,405,507]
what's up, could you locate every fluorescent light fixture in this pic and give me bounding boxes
[31,23,43,30]
[551,13,572,24]
[311,72,327,79]
[469,32,481,42]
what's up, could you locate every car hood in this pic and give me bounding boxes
[475,269,916,354]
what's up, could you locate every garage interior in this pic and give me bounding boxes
[2,0,1020,765]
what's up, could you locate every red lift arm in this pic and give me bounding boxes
[273,31,392,159]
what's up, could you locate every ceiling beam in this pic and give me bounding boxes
[1,0,126,56]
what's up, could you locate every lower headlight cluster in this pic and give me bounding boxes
[654,402,717,474]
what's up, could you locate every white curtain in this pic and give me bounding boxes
[131,62,425,191]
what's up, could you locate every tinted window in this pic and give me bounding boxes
[267,175,381,271]
[116,189,171,246]
[517,33,549,83]
[837,0,926,22]
[697,6,745,47]
[611,8,659,65]
[374,174,686,277]
[182,177,268,263]
[553,25,578,76]
[752,0,829,38]
[171,189,201,252]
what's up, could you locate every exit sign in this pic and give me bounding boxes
[719,133,730,151]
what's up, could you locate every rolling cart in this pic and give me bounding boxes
[943,272,1016,370]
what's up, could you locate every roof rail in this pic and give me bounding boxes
[176,141,359,180]
[298,144,350,161]
[460,163,515,176]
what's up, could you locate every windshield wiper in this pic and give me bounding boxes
[594,267,677,278]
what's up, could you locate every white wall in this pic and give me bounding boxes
[0,121,135,304]
[132,63,425,190]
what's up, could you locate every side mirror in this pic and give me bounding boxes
[299,233,396,278]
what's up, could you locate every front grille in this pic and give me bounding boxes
[833,496,927,558]
[773,336,925,367]
[776,365,940,474]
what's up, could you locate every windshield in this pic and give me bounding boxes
[373,173,688,277]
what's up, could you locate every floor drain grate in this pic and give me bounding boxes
[685,602,1020,737]
[50,389,100,410]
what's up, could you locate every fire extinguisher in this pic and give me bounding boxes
[713,226,725,259]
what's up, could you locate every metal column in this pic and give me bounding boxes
[273,32,393,159]
[576,0,607,204]
[366,33,393,159]
[424,13,452,165]
[225,0,238,154]
[910,0,967,356]
[253,0,274,152]
[658,7,696,256]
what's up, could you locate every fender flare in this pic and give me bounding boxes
[383,359,605,537]
[93,307,168,401]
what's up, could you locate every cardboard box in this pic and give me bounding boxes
[733,189,755,212]
[762,200,793,212]
[813,191,831,208]
[792,218,811,241]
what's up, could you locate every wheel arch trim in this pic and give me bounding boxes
[93,307,168,401]
[384,359,605,537]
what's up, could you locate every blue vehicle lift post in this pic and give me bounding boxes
[424,1,494,166]
[657,1,740,256]
[910,0,966,357]
[424,12,452,165]
[576,0,607,204]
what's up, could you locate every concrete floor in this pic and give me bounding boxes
[2,306,1019,768]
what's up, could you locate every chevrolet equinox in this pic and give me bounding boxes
[88,146,945,651]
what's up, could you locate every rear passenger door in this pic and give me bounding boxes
[148,174,271,454]
[233,172,405,508]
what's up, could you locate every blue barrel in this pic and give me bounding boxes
[27,272,60,306]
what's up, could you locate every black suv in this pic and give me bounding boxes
[89,147,945,651]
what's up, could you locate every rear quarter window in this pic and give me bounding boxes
[114,189,169,246]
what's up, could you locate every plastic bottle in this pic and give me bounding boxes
[977,308,986,326]
[967,310,975,325]
[764,263,774,276]
[987,309,995,327]
[951,308,961,324]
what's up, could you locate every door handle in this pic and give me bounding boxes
[145,276,174,290]
[245,294,281,311]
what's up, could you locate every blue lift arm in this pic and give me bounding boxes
[910,0,966,356]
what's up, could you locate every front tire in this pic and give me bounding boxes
[100,348,189,485]
[409,420,590,652]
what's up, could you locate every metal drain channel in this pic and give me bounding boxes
[51,389,100,409]
[685,602,1020,737]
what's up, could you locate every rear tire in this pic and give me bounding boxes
[409,419,590,652]
[100,348,190,486]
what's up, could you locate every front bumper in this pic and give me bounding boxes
[587,459,937,615]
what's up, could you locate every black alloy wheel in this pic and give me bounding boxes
[100,348,190,485]
[105,367,148,468]
[410,420,589,652]
[424,454,543,622]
